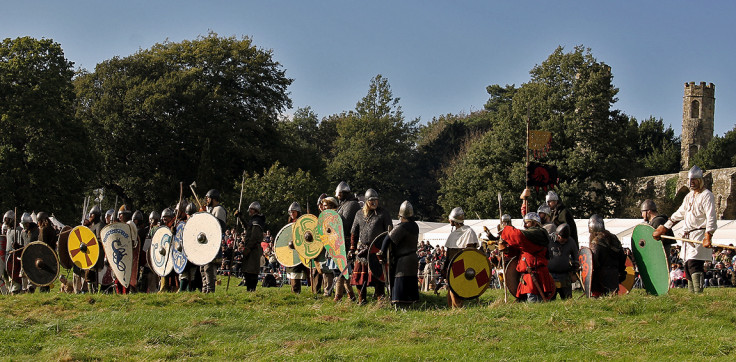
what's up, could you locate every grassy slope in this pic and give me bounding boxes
[0,279,734,361]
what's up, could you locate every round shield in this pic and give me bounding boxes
[291,214,324,260]
[150,226,174,277]
[21,241,60,287]
[0,235,6,277]
[274,223,301,268]
[503,256,520,297]
[317,210,349,279]
[171,221,188,274]
[300,249,327,269]
[68,226,101,270]
[56,226,73,269]
[100,222,135,288]
[447,249,493,299]
[182,212,222,266]
[368,231,388,282]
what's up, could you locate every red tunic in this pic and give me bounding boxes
[500,226,555,298]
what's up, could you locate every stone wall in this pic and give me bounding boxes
[619,167,736,219]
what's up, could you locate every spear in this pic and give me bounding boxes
[660,235,736,250]
[497,192,507,303]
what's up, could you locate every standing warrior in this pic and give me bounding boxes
[285,202,308,294]
[588,215,626,297]
[546,191,578,246]
[203,189,227,293]
[443,207,479,308]
[379,201,420,308]
[350,188,393,304]
[3,210,23,294]
[640,199,675,268]
[335,182,360,302]
[547,223,578,300]
[115,205,138,294]
[235,201,264,292]
[20,212,39,293]
[499,212,555,302]
[653,166,717,293]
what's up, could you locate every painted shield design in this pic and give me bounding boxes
[100,222,135,288]
[171,221,188,274]
[21,241,60,287]
[632,223,670,296]
[317,210,349,280]
[56,226,73,269]
[447,249,492,299]
[368,231,388,282]
[300,249,327,269]
[68,226,101,270]
[618,255,636,295]
[578,246,593,298]
[291,214,324,261]
[150,226,174,277]
[274,223,301,268]
[182,212,222,266]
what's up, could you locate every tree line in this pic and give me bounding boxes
[4,35,720,233]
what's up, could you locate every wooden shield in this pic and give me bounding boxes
[448,249,492,299]
[100,222,135,288]
[300,249,327,269]
[68,226,101,270]
[171,221,188,274]
[318,210,350,280]
[503,256,520,297]
[618,255,636,295]
[368,231,388,282]
[182,212,222,266]
[150,226,174,277]
[274,223,301,268]
[56,226,73,269]
[578,246,593,298]
[292,214,324,261]
[21,241,60,287]
[632,224,670,296]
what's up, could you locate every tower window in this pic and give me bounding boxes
[691,100,700,118]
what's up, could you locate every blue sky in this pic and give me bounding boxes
[3,1,735,136]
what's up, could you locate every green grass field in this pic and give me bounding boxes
[1,277,734,361]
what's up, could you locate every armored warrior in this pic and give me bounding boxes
[547,223,578,300]
[203,189,227,293]
[158,207,178,292]
[114,205,138,294]
[3,210,23,294]
[653,165,717,293]
[499,212,555,302]
[178,202,199,292]
[588,215,626,296]
[545,191,578,246]
[19,212,39,292]
[350,188,393,304]
[334,182,359,301]
[443,207,479,308]
[537,204,556,237]
[640,199,675,267]
[379,201,419,308]
[235,200,264,292]
[285,202,308,294]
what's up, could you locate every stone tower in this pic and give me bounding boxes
[681,82,715,170]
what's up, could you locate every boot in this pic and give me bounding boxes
[687,278,694,293]
[179,279,188,292]
[692,272,704,293]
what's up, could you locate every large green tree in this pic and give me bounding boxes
[237,161,321,234]
[0,37,88,222]
[326,75,418,211]
[74,33,292,213]
[691,125,736,169]
[440,46,635,218]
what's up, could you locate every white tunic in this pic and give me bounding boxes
[445,225,479,249]
[664,189,717,261]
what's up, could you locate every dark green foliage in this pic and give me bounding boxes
[74,33,293,213]
[238,161,321,234]
[0,37,89,222]
[691,125,736,169]
[326,75,419,212]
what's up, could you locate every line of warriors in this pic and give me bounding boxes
[1,165,716,301]
[1,188,268,295]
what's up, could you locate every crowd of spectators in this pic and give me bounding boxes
[668,245,736,288]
